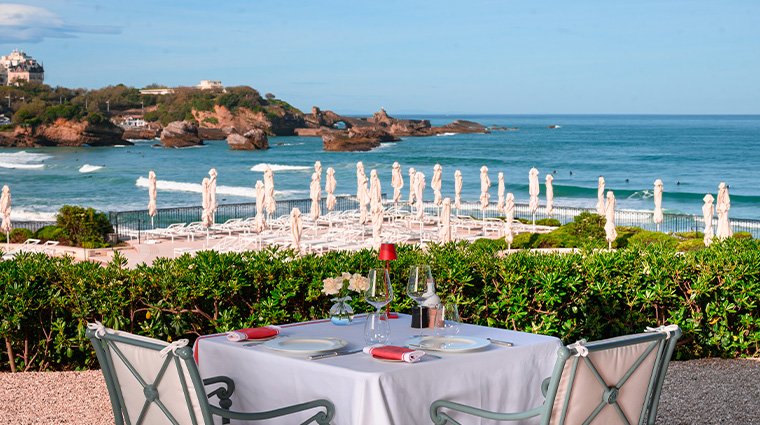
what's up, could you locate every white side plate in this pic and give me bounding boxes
[405,335,490,352]
[263,337,348,353]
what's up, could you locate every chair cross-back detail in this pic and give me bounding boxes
[431,325,681,425]
[87,322,335,425]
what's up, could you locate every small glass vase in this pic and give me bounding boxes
[329,296,354,325]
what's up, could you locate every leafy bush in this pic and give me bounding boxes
[2,239,760,371]
[55,205,113,248]
[9,228,33,243]
[627,231,679,249]
[33,225,65,242]
[733,232,753,240]
[676,231,704,239]
[202,117,219,124]
[143,110,160,122]
[677,238,705,252]
[535,218,561,226]
[572,211,606,242]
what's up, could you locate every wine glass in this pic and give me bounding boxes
[407,265,433,336]
[365,268,393,313]
[364,312,391,345]
[434,303,461,337]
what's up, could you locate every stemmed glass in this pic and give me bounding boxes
[407,265,433,337]
[364,268,392,344]
[434,303,461,337]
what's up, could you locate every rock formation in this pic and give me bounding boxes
[227,129,268,150]
[193,104,305,137]
[122,127,160,140]
[0,118,127,147]
[160,121,203,148]
[322,134,381,152]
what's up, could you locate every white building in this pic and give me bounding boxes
[120,116,147,128]
[198,80,223,90]
[0,49,44,86]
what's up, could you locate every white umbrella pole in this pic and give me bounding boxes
[609,241,612,250]
[656,223,660,232]
[532,213,536,231]
[151,216,154,229]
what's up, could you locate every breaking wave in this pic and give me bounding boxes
[250,163,312,172]
[79,164,104,173]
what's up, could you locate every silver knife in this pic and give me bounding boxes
[309,348,363,360]
[487,338,514,347]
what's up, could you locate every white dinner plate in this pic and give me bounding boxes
[263,337,348,353]
[405,335,490,352]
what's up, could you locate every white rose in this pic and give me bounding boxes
[322,277,341,295]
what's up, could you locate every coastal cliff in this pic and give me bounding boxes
[0,118,127,147]
[192,104,304,137]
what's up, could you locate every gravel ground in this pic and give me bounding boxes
[1,359,758,424]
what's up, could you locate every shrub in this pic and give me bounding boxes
[627,231,679,249]
[676,231,704,239]
[33,225,65,242]
[677,238,705,252]
[9,228,33,243]
[733,232,753,240]
[535,218,561,226]
[56,205,113,248]
[202,117,219,125]
[572,211,606,242]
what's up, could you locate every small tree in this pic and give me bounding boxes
[265,93,275,101]
[56,205,114,248]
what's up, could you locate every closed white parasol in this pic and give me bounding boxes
[208,168,218,220]
[702,193,714,246]
[596,176,606,216]
[264,165,276,216]
[408,167,416,207]
[504,192,515,249]
[545,174,554,217]
[357,162,369,224]
[326,167,337,211]
[431,164,443,207]
[716,182,732,240]
[497,172,505,214]
[479,166,490,212]
[371,202,384,250]
[255,180,266,232]
[604,191,617,249]
[1,185,10,248]
[440,197,452,243]
[391,162,403,203]
[310,172,321,220]
[454,170,463,212]
[529,167,540,227]
[653,179,664,231]
[358,168,370,224]
[290,207,302,253]
[415,171,426,219]
[370,169,382,210]
[148,171,157,228]
[201,177,213,229]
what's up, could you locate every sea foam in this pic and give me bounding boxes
[250,163,311,172]
[79,164,104,173]
[134,177,302,199]
[0,151,50,169]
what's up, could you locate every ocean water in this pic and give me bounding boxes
[1,114,759,221]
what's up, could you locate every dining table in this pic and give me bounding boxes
[194,313,562,425]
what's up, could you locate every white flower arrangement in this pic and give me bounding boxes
[322,272,369,296]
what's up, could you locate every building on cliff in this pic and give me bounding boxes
[140,80,224,95]
[0,49,44,86]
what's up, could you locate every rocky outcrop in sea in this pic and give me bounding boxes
[0,118,127,147]
[159,121,203,148]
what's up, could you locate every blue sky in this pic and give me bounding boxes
[1,0,758,114]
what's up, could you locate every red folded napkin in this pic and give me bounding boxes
[227,325,280,342]
[363,345,424,363]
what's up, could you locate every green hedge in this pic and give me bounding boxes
[1,239,759,372]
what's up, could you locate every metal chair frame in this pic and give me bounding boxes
[87,326,334,425]
[431,327,681,425]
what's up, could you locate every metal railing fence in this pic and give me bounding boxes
[108,197,760,241]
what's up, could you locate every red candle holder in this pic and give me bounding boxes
[379,243,398,318]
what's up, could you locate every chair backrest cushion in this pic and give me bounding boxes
[549,334,663,425]
[97,328,207,425]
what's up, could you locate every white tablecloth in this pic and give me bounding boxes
[195,314,561,425]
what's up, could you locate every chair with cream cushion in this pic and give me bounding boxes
[86,322,334,425]
[430,325,681,425]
